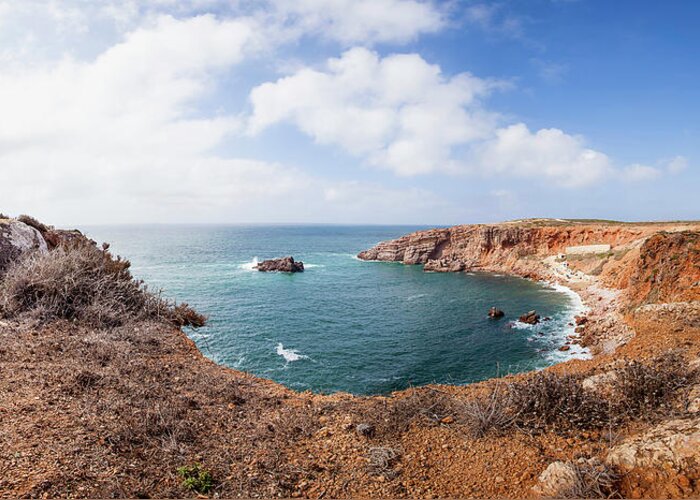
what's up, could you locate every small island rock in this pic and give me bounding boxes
[488,307,505,319]
[255,256,304,273]
[519,310,540,325]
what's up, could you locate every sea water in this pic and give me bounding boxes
[79,224,587,395]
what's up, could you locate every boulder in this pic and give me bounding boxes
[606,417,700,471]
[488,307,505,319]
[0,219,48,273]
[575,315,588,326]
[519,310,540,325]
[255,256,304,273]
[532,461,578,497]
[424,258,466,272]
[559,345,571,352]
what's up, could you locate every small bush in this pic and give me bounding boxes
[0,239,206,329]
[177,464,213,494]
[508,372,614,433]
[366,388,458,437]
[462,384,514,437]
[613,352,695,419]
[17,214,52,234]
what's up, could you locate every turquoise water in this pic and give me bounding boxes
[79,225,586,395]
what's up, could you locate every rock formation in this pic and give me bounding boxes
[255,256,304,273]
[0,218,48,273]
[519,310,540,325]
[488,307,504,319]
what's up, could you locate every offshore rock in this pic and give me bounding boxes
[488,307,505,319]
[519,310,540,325]
[0,218,48,273]
[255,256,304,273]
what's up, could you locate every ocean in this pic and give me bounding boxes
[79,224,588,395]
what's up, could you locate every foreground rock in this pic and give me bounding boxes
[0,219,48,273]
[606,418,700,471]
[519,310,540,325]
[255,256,304,273]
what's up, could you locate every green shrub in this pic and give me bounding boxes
[177,464,213,494]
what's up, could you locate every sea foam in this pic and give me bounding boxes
[276,343,307,362]
[239,257,259,270]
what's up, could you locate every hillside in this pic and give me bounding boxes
[1,216,699,498]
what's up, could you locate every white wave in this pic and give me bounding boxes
[406,293,427,301]
[304,263,323,268]
[276,343,307,362]
[239,257,259,270]
[510,320,538,331]
[538,280,592,361]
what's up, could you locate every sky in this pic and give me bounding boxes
[0,0,698,225]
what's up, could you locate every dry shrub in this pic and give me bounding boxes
[613,351,695,419]
[17,214,51,234]
[508,372,614,433]
[366,446,402,478]
[561,460,620,499]
[0,239,206,329]
[462,384,514,437]
[366,388,458,438]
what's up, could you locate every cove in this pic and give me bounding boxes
[79,224,585,395]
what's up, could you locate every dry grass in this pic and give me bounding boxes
[0,239,206,328]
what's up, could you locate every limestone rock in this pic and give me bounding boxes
[0,219,48,273]
[687,385,700,413]
[532,461,578,498]
[606,417,700,471]
[255,256,304,273]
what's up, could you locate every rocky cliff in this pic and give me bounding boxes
[358,220,700,307]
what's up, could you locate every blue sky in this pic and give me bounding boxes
[0,0,697,224]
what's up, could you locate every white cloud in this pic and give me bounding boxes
[665,155,688,174]
[475,124,612,187]
[0,13,451,224]
[619,163,662,182]
[268,0,445,45]
[249,47,504,176]
[617,155,688,183]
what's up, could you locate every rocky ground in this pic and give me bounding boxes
[1,216,700,498]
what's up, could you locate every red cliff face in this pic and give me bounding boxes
[626,231,700,307]
[359,222,649,271]
[358,221,700,307]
